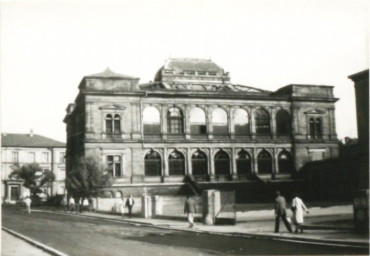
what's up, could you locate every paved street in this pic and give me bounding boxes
[2,207,368,256]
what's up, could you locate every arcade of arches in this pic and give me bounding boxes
[143,148,294,180]
[142,106,293,137]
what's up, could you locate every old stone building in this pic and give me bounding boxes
[1,132,66,203]
[64,58,339,197]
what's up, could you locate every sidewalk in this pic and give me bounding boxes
[2,230,50,256]
[43,205,368,249]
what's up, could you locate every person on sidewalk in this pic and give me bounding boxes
[24,196,32,214]
[184,195,196,228]
[126,195,135,218]
[274,190,292,233]
[291,194,309,233]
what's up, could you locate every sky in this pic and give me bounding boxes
[1,0,369,143]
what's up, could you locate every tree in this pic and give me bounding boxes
[9,163,55,196]
[66,155,112,199]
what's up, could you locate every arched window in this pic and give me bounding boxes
[105,114,121,134]
[114,114,121,134]
[234,109,250,135]
[190,108,207,134]
[278,151,293,174]
[169,151,185,175]
[309,118,322,139]
[192,150,208,176]
[145,150,161,176]
[167,108,184,134]
[105,114,113,134]
[236,150,252,177]
[214,150,230,176]
[255,109,270,135]
[143,106,161,135]
[257,150,272,174]
[276,110,291,136]
[212,108,228,135]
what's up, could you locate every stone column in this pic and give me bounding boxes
[329,107,337,140]
[272,148,278,180]
[185,105,191,139]
[207,106,214,140]
[209,148,215,180]
[228,106,234,139]
[231,148,237,180]
[250,107,256,140]
[85,102,91,132]
[131,103,141,139]
[161,105,167,140]
[163,148,169,177]
[252,148,258,175]
[292,107,300,136]
[270,107,277,140]
[187,148,192,175]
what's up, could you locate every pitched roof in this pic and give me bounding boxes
[1,133,65,148]
[86,68,138,80]
[164,58,223,72]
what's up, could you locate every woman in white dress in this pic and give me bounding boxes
[291,195,309,233]
[24,196,32,214]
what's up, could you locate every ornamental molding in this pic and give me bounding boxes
[304,109,326,115]
[99,104,126,110]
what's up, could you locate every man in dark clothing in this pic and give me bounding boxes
[184,195,196,228]
[126,195,135,218]
[274,190,292,233]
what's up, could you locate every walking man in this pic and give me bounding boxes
[274,190,292,233]
[184,195,196,228]
[126,195,134,218]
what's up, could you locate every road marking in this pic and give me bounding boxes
[2,227,69,256]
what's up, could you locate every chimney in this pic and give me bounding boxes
[30,129,34,137]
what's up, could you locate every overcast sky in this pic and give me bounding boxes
[1,0,368,143]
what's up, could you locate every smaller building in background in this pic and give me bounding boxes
[1,131,66,203]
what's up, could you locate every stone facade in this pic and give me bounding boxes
[64,58,339,196]
[1,132,66,203]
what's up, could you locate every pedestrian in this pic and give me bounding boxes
[125,195,134,218]
[120,197,125,217]
[184,195,196,228]
[274,190,292,233]
[291,194,309,233]
[24,196,32,214]
[69,196,75,212]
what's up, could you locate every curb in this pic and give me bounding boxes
[2,227,68,256]
[35,209,369,249]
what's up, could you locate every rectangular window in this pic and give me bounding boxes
[106,155,121,177]
[12,152,18,163]
[28,152,35,163]
[185,70,195,75]
[197,71,206,75]
[59,152,65,163]
[42,152,49,163]
[208,71,217,76]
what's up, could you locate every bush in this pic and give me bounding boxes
[45,195,65,207]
